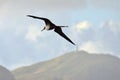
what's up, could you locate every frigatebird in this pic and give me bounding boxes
[27,15,75,45]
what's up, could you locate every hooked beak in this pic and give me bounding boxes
[41,27,45,31]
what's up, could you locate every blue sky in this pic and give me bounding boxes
[0,0,120,70]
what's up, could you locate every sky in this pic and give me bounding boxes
[0,0,120,70]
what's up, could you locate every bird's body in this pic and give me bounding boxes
[46,24,56,30]
[45,24,51,30]
[27,15,75,45]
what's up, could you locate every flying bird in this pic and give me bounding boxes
[27,15,75,45]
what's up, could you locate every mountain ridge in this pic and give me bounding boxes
[12,51,120,80]
[0,65,16,80]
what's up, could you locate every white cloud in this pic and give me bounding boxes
[79,41,110,54]
[97,20,120,54]
[91,0,120,11]
[0,0,119,12]
[0,0,86,14]
[72,20,120,55]
[107,20,120,34]
[75,21,92,32]
[0,0,119,20]
[79,41,99,53]
[25,26,43,42]
[100,20,120,35]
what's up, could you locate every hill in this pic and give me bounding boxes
[12,51,120,80]
[0,65,16,80]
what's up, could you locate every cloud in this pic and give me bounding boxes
[97,20,120,54]
[104,20,120,34]
[0,0,86,14]
[90,0,120,11]
[71,21,95,45]
[79,41,107,53]
[25,26,43,42]
[1,0,119,11]
[73,20,120,55]
[75,21,92,32]
[0,0,119,18]
[79,41,98,53]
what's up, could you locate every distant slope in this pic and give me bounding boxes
[0,65,16,80]
[12,51,120,80]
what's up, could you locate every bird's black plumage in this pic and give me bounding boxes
[54,27,75,45]
[27,15,55,26]
[27,15,75,45]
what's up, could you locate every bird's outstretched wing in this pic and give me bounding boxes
[27,15,53,25]
[54,27,75,45]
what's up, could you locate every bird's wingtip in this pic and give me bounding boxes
[73,43,76,46]
[27,15,31,17]
[71,42,76,46]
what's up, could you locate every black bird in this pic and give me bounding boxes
[27,15,75,45]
